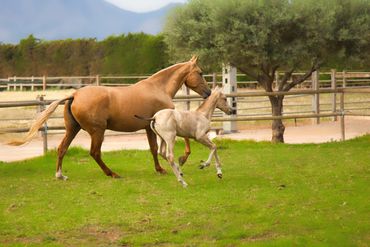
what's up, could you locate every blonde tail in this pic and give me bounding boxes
[8,96,74,146]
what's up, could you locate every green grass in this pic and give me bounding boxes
[0,136,369,246]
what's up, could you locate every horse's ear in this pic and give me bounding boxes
[190,55,198,63]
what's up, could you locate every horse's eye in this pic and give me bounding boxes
[199,72,203,76]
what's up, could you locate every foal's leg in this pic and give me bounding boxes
[178,137,191,166]
[196,135,222,178]
[56,101,81,180]
[165,138,187,187]
[89,129,120,178]
[146,127,166,174]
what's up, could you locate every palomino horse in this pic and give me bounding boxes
[136,87,232,187]
[11,57,211,180]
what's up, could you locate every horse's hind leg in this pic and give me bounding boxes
[178,137,191,166]
[55,126,80,180]
[56,102,81,180]
[146,127,166,174]
[158,137,167,160]
[89,129,120,178]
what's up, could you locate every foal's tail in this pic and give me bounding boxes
[134,115,161,138]
[134,115,155,122]
[8,96,74,146]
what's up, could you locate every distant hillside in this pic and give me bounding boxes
[0,0,179,44]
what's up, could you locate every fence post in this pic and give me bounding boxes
[311,70,320,124]
[96,74,100,86]
[182,85,190,111]
[331,69,337,121]
[222,64,237,133]
[340,91,345,141]
[275,71,279,90]
[42,75,47,92]
[37,95,48,155]
[212,72,217,88]
[342,70,346,88]
[14,76,17,90]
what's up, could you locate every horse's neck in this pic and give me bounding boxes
[196,96,217,119]
[149,63,190,98]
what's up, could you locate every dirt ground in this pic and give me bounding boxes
[1,116,369,162]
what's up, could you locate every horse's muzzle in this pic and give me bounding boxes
[203,89,211,99]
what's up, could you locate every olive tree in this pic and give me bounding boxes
[164,0,370,143]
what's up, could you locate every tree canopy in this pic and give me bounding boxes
[164,0,370,142]
[164,0,370,72]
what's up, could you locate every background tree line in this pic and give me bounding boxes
[0,33,169,77]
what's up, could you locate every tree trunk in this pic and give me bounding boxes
[269,95,285,143]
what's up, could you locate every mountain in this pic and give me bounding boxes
[0,0,179,44]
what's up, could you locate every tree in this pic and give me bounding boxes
[163,0,370,143]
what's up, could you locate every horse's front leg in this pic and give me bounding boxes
[145,127,167,174]
[178,137,191,166]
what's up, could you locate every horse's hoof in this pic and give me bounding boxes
[181,181,188,188]
[199,165,205,169]
[217,173,223,179]
[111,173,121,179]
[56,175,68,181]
[156,168,167,174]
[178,156,186,166]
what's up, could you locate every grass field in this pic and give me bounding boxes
[0,137,369,246]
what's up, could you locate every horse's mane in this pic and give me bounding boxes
[149,62,189,79]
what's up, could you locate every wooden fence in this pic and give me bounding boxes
[1,87,369,154]
[1,70,370,91]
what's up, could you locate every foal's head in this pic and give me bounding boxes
[184,56,212,99]
[210,86,233,115]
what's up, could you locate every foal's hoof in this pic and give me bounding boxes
[217,173,223,179]
[181,181,188,188]
[199,160,209,169]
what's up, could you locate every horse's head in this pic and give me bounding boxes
[212,86,233,115]
[184,56,212,99]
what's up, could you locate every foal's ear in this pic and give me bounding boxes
[216,85,223,92]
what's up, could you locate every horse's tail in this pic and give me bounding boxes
[8,96,74,146]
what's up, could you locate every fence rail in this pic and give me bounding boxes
[1,87,370,154]
[2,70,370,91]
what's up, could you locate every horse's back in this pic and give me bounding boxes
[70,85,173,132]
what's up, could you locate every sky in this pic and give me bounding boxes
[104,0,187,12]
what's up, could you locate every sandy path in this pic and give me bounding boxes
[1,116,369,162]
